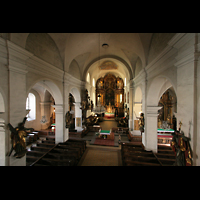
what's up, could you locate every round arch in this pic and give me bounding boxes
[70,87,81,103]
[147,75,176,106]
[27,78,63,105]
[83,55,134,81]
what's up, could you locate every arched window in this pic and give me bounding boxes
[93,78,95,87]
[26,93,36,121]
[124,78,126,87]
[86,73,90,83]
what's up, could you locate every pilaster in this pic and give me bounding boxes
[0,118,5,166]
[128,79,134,130]
[52,105,64,144]
[144,106,162,153]
[74,102,83,132]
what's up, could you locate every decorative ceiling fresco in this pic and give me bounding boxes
[99,61,118,70]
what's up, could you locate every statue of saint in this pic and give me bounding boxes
[65,111,71,128]
[8,117,28,158]
[91,100,94,112]
[137,113,144,135]
[171,131,192,166]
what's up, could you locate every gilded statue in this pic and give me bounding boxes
[8,117,28,158]
[171,131,192,166]
[65,111,72,128]
[137,113,144,135]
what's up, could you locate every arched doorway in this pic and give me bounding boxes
[145,76,177,152]
[27,79,64,143]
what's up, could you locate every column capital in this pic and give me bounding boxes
[0,118,5,132]
[146,106,162,117]
[52,104,63,113]
[40,101,52,105]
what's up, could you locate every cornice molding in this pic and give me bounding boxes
[27,55,64,81]
[64,73,83,88]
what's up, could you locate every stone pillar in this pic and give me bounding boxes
[74,102,83,132]
[7,40,33,165]
[144,106,162,153]
[0,118,5,166]
[8,66,28,166]
[128,80,134,130]
[52,105,64,143]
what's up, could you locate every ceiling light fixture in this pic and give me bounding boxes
[102,43,109,49]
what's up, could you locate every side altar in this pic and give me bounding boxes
[129,128,174,144]
[157,128,174,145]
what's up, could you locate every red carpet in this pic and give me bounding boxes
[93,138,115,146]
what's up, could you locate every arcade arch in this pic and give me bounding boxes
[27,79,64,143]
[145,76,177,152]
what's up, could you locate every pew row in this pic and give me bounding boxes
[121,142,175,166]
[26,138,86,166]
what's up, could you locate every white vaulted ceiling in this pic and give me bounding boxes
[9,33,176,82]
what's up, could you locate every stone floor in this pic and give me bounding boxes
[77,118,128,166]
[78,143,122,166]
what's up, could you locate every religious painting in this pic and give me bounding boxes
[105,89,114,106]
[99,61,118,70]
[76,117,81,127]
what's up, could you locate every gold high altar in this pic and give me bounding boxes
[96,73,124,117]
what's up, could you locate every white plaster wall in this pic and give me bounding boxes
[25,33,63,70]
[194,51,200,165]
[68,59,81,80]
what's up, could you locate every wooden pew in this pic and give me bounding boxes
[121,142,162,166]
[42,139,55,144]
[27,138,86,166]
[155,145,175,166]
[34,157,75,166]
[56,144,82,158]
[36,142,55,148]
[51,148,80,161]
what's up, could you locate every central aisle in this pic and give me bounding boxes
[78,145,122,166]
[100,117,117,130]
[77,117,126,166]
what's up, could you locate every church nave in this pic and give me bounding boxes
[0,33,198,166]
